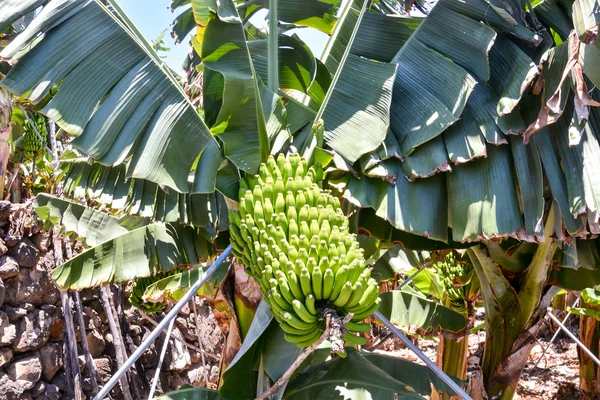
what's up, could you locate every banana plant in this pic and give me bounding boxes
[406,251,480,398]
[6,0,600,399]
[567,288,600,398]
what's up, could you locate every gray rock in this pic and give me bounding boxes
[0,371,27,400]
[129,324,142,337]
[0,201,11,221]
[3,257,59,306]
[209,365,219,384]
[0,239,8,256]
[49,371,66,392]
[4,305,29,322]
[0,277,4,307]
[30,380,45,397]
[8,238,39,267]
[0,348,13,367]
[33,383,61,400]
[12,309,53,352]
[40,305,56,316]
[30,233,50,253]
[93,357,113,383]
[186,363,208,386]
[7,352,42,390]
[83,305,102,330]
[86,329,105,357]
[163,327,191,372]
[0,255,19,279]
[39,343,62,381]
[0,310,16,345]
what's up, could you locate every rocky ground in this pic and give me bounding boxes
[371,309,581,399]
[0,201,226,399]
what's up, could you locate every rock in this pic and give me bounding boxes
[30,381,45,397]
[0,277,4,307]
[140,327,158,368]
[104,332,116,358]
[0,348,13,367]
[166,371,185,391]
[39,343,62,381]
[86,330,106,357]
[186,363,208,386]
[0,371,27,400]
[93,357,113,383]
[78,355,86,372]
[0,239,8,256]
[48,317,64,342]
[8,238,39,267]
[209,365,219,384]
[7,352,42,390]
[30,233,50,253]
[49,371,67,392]
[163,327,191,372]
[34,383,61,400]
[40,305,56,316]
[0,201,11,222]
[12,309,53,352]
[4,305,29,322]
[3,257,60,305]
[175,317,194,341]
[83,305,102,330]
[0,310,16,345]
[0,255,19,279]
[179,302,190,317]
[129,324,142,337]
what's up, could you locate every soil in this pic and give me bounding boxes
[371,309,581,399]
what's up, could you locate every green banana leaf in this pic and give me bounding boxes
[34,194,220,290]
[59,160,236,226]
[154,386,221,400]
[0,0,218,192]
[371,244,428,282]
[0,0,45,32]
[284,349,463,399]
[142,261,231,303]
[34,193,149,246]
[378,290,467,334]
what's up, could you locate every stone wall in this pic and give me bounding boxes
[0,202,224,399]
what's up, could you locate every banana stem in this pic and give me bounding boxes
[255,314,333,400]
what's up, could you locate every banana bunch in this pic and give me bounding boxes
[23,113,48,155]
[436,252,475,314]
[229,154,380,348]
[129,268,185,314]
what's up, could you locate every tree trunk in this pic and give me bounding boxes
[436,299,469,400]
[579,299,600,400]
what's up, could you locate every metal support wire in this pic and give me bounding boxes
[148,319,175,399]
[94,246,233,400]
[533,299,579,368]
[396,261,432,290]
[374,310,473,400]
[546,310,600,367]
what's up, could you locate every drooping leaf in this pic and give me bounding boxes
[33,193,149,246]
[378,290,468,334]
[0,0,217,193]
[195,0,270,173]
[322,54,397,163]
[154,386,222,400]
[0,0,45,32]
[51,222,216,290]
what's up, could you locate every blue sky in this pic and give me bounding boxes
[117,0,329,73]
